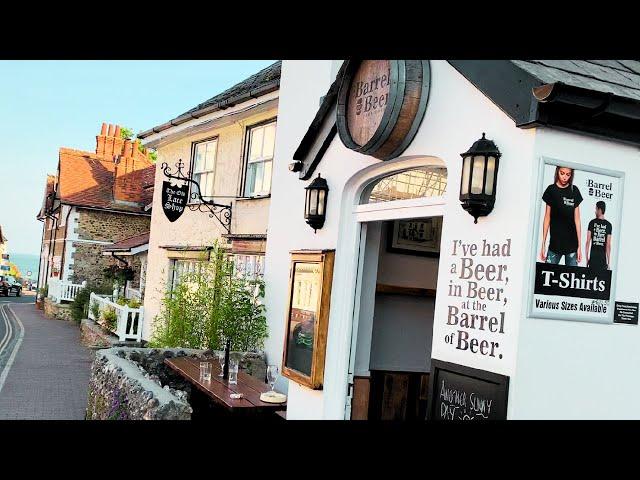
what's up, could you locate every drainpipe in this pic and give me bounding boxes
[58,206,74,283]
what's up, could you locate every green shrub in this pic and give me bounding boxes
[70,288,91,323]
[116,296,128,306]
[127,298,141,309]
[149,243,267,352]
[70,283,114,323]
[101,307,118,332]
[90,301,100,320]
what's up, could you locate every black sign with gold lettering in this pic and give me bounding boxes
[162,181,188,222]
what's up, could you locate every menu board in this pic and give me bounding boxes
[284,262,322,376]
[427,360,509,421]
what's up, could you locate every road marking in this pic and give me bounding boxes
[0,305,12,354]
[0,305,24,395]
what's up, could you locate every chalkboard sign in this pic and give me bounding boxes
[427,360,509,421]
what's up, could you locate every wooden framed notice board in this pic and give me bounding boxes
[281,249,335,389]
[427,360,509,421]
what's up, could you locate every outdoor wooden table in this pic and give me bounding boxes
[164,357,286,416]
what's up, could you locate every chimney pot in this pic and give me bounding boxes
[107,124,115,137]
[115,125,121,138]
[100,123,108,136]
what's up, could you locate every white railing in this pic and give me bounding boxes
[48,279,86,303]
[124,281,142,302]
[88,292,144,342]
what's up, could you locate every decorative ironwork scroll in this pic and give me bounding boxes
[161,159,232,233]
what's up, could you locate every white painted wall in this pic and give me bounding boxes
[142,104,278,339]
[509,128,640,419]
[265,60,537,419]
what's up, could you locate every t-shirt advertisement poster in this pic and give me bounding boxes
[529,158,624,323]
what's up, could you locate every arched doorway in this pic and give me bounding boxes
[321,156,449,420]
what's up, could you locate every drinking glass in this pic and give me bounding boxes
[217,351,225,377]
[229,359,239,385]
[199,362,212,382]
[267,365,279,393]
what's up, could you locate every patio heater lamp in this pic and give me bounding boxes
[304,174,329,232]
[459,133,501,224]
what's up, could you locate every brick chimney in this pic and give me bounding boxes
[111,128,154,205]
[96,122,125,159]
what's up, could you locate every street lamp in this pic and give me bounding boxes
[460,133,501,223]
[304,174,329,232]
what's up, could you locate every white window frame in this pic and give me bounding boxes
[232,254,265,279]
[169,259,207,292]
[190,137,219,202]
[244,120,277,197]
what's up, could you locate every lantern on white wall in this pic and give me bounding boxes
[304,174,329,232]
[459,133,501,223]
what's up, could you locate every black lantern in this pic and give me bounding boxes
[459,133,501,223]
[304,174,329,232]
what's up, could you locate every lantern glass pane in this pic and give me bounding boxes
[318,190,326,216]
[471,155,485,194]
[309,189,318,215]
[461,156,471,195]
[305,189,311,217]
[484,156,496,196]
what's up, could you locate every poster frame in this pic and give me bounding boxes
[526,156,625,324]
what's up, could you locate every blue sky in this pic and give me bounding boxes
[0,60,275,256]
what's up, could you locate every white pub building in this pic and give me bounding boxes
[263,60,640,420]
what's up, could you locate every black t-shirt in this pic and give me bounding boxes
[542,183,583,255]
[588,218,612,268]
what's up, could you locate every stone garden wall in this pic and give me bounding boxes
[43,298,73,321]
[86,347,267,420]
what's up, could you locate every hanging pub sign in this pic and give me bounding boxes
[528,158,624,323]
[336,60,430,161]
[162,181,188,223]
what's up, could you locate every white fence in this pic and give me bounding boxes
[124,281,142,302]
[88,292,144,342]
[48,279,86,303]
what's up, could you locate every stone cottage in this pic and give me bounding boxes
[37,123,155,302]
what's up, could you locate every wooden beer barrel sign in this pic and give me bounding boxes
[337,60,430,161]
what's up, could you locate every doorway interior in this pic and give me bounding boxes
[347,216,442,420]
[342,163,447,420]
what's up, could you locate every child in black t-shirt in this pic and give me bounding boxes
[585,200,612,271]
[539,166,583,266]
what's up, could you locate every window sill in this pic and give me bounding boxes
[236,194,271,201]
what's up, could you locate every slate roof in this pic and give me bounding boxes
[513,60,640,102]
[138,61,281,138]
[103,231,150,252]
[57,148,154,212]
[295,60,640,180]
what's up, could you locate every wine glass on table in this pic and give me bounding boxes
[217,350,225,377]
[267,365,279,393]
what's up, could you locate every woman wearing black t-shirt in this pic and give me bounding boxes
[539,166,583,266]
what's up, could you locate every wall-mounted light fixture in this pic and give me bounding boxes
[304,173,329,232]
[460,133,501,223]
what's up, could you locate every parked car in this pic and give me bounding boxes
[0,275,22,296]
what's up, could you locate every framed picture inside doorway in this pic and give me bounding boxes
[386,216,442,257]
[281,249,335,390]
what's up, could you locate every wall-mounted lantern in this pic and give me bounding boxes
[304,174,329,232]
[459,133,501,223]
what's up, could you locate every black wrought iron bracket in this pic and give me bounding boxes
[161,159,232,233]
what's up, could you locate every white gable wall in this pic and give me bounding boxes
[510,128,640,419]
[266,60,539,419]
